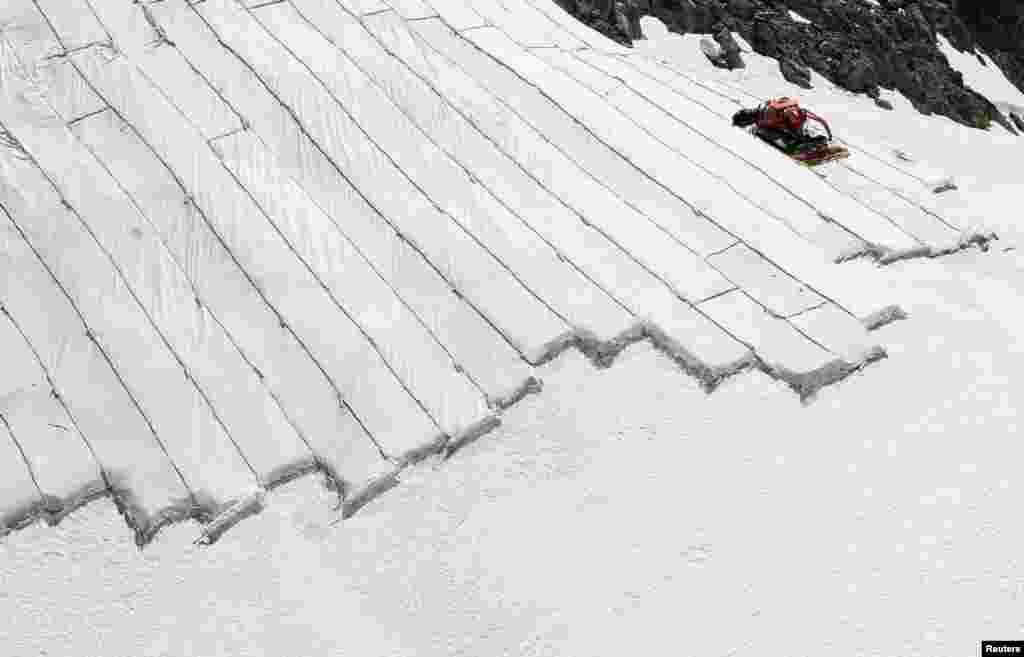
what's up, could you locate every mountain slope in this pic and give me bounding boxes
[0,0,1009,548]
[1,1,1022,656]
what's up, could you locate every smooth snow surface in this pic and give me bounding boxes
[1,4,1021,656]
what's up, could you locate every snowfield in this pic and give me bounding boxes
[1,2,1022,656]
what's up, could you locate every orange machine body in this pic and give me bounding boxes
[758,97,805,132]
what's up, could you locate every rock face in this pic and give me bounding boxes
[558,0,644,43]
[550,0,1024,133]
[713,27,746,69]
[951,0,1024,97]
[779,57,811,88]
[700,29,746,69]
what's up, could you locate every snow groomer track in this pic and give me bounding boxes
[0,0,992,546]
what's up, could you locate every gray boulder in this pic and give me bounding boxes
[700,37,725,66]
[714,27,746,69]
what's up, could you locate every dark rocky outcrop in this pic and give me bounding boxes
[551,0,1024,133]
[700,29,746,68]
[949,0,1024,96]
[714,27,746,68]
[562,0,645,44]
[779,57,811,88]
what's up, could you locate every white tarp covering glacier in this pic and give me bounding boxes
[0,0,996,547]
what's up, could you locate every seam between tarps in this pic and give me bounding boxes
[549,48,814,242]
[358,9,661,321]
[79,54,404,456]
[41,16,386,461]
[836,162,961,232]
[67,110,332,488]
[354,10,846,365]
[444,19,877,324]
[662,64,935,187]
[0,304,103,471]
[177,3,553,367]
[7,122,262,486]
[283,1,632,327]
[647,53,983,258]
[92,13,452,437]
[363,15,748,331]
[197,4,497,400]
[0,413,46,507]
[612,54,966,247]
[207,126,492,402]
[411,19,860,345]
[227,0,575,340]
[209,146,447,433]
[19,5,280,489]
[0,198,199,541]
[585,51,917,246]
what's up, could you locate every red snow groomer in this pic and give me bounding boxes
[732,97,849,165]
